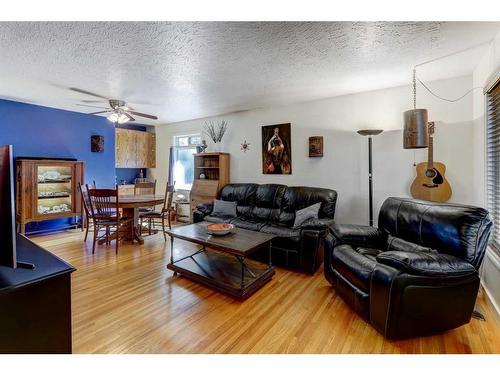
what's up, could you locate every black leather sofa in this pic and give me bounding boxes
[194,183,337,274]
[324,197,492,339]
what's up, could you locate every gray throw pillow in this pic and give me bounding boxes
[212,199,237,218]
[293,202,321,229]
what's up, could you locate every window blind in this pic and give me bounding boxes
[486,80,500,254]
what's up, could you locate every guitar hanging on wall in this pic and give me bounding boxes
[410,122,452,202]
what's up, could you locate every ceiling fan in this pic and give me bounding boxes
[70,88,158,124]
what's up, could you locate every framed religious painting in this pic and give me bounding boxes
[262,123,292,174]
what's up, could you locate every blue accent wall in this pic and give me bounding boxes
[0,99,116,187]
[0,99,149,233]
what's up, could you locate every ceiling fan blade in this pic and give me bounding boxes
[129,111,158,120]
[126,113,136,122]
[82,99,108,103]
[88,110,111,115]
[76,104,110,109]
[70,87,109,100]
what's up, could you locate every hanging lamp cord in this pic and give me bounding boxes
[411,41,491,104]
[415,75,483,103]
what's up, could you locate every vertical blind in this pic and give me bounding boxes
[486,80,500,254]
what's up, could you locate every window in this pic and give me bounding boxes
[486,79,500,255]
[173,134,201,190]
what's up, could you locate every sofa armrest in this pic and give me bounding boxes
[376,251,476,277]
[296,218,334,230]
[196,202,213,215]
[192,203,213,223]
[329,223,386,248]
[300,229,326,274]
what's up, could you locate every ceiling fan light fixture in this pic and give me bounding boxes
[117,113,130,124]
[107,112,119,123]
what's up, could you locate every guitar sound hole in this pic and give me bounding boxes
[425,169,436,178]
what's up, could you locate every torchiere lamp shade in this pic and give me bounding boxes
[357,129,383,137]
[403,109,429,149]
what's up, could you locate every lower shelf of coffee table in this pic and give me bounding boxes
[167,250,275,299]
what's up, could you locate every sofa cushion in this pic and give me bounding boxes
[293,202,321,228]
[260,223,301,242]
[219,183,258,219]
[219,183,258,205]
[332,244,378,292]
[212,199,237,218]
[204,215,233,224]
[376,250,477,277]
[231,217,266,231]
[250,184,286,222]
[279,186,337,227]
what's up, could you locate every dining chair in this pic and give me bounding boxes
[78,182,94,242]
[136,180,157,214]
[139,184,175,241]
[86,185,133,254]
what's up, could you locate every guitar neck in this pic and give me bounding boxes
[428,136,433,169]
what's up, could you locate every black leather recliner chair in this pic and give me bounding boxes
[194,183,337,274]
[324,197,492,339]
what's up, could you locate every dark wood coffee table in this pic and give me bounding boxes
[166,222,276,299]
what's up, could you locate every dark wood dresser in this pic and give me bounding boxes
[0,235,75,353]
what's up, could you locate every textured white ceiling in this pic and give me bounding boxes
[0,22,499,125]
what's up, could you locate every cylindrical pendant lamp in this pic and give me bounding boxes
[403,109,429,149]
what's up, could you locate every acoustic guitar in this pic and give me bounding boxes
[410,123,452,202]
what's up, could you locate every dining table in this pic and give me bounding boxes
[98,194,165,245]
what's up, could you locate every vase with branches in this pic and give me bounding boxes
[203,120,228,152]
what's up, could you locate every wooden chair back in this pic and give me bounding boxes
[78,182,92,218]
[162,184,175,213]
[86,185,119,219]
[134,180,156,195]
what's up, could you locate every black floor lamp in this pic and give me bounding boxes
[357,129,383,226]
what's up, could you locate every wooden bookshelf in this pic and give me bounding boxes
[190,152,230,221]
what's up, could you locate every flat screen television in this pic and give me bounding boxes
[0,145,17,268]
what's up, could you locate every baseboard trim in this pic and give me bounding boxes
[480,248,500,323]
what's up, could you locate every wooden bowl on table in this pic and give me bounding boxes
[206,223,234,236]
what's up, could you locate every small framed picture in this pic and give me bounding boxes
[91,135,104,153]
[309,136,323,157]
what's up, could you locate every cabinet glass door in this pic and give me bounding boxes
[37,165,73,215]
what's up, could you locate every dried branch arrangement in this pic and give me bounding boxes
[203,120,228,143]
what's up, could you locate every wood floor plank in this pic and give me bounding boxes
[31,229,500,354]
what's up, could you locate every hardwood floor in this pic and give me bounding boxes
[32,229,500,354]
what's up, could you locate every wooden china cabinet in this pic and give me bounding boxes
[16,159,84,234]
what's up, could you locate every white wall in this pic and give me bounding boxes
[472,31,500,317]
[152,75,474,226]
